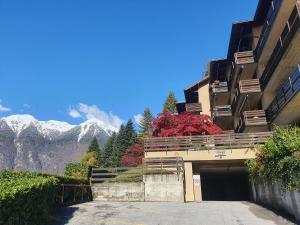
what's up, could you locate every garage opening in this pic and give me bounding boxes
[200,170,250,201]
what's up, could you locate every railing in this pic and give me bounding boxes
[185,103,202,113]
[211,82,228,93]
[144,132,273,152]
[267,63,300,122]
[239,79,261,93]
[231,79,262,113]
[143,157,184,179]
[234,51,255,65]
[235,110,268,133]
[255,0,282,59]
[213,105,232,117]
[260,2,300,89]
[60,184,92,205]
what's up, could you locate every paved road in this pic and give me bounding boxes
[56,201,295,225]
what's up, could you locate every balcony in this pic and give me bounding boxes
[185,103,202,114]
[231,79,262,114]
[213,105,232,117]
[235,110,268,133]
[267,63,300,124]
[234,51,255,65]
[255,0,282,59]
[211,82,228,93]
[260,2,300,89]
[144,132,272,153]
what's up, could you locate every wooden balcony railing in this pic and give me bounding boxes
[234,51,255,65]
[213,105,232,117]
[260,1,300,89]
[211,82,228,93]
[144,132,273,152]
[186,103,202,113]
[232,79,262,113]
[239,79,261,93]
[235,110,268,133]
[255,0,282,59]
[267,63,300,122]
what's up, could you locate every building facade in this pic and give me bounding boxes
[146,0,300,202]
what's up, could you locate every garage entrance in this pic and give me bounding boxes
[200,170,250,201]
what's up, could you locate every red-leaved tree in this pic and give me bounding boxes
[121,144,144,167]
[152,111,223,137]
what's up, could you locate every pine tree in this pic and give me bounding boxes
[111,120,137,167]
[88,137,100,153]
[139,108,153,137]
[101,132,117,167]
[163,91,178,114]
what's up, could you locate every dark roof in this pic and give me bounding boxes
[254,0,272,23]
[184,76,209,103]
[227,20,255,61]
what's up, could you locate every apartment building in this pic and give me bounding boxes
[177,0,300,133]
[146,0,300,202]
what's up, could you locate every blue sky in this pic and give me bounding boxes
[0,0,258,127]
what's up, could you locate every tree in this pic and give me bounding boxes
[88,137,100,153]
[121,144,144,167]
[101,132,117,167]
[152,111,223,137]
[163,91,178,114]
[138,107,153,137]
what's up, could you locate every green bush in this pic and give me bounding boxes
[246,126,300,190]
[64,162,92,179]
[0,170,89,225]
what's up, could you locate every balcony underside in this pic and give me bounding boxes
[214,116,233,131]
[258,0,297,67]
[232,93,262,116]
[212,92,230,106]
[230,63,257,92]
[263,28,300,101]
[273,90,300,125]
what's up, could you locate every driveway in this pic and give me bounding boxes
[56,201,295,225]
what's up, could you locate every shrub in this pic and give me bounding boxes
[121,144,144,167]
[64,162,92,179]
[152,111,223,137]
[0,170,89,225]
[246,126,300,190]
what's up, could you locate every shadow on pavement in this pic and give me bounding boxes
[242,201,297,225]
[53,206,79,225]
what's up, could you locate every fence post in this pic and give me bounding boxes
[61,185,64,204]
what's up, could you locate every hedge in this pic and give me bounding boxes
[246,126,300,190]
[0,170,89,225]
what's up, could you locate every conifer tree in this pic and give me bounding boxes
[139,107,153,137]
[88,137,100,153]
[163,91,178,114]
[101,132,117,167]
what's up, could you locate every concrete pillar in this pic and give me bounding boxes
[184,162,195,202]
[193,174,202,202]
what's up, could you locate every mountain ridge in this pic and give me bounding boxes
[0,114,115,174]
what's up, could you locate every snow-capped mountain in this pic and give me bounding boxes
[0,115,115,174]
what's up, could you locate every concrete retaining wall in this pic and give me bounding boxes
[91,174,185,202]
[251,181,300,222]
[92,182,145,202]
[144,174,184,202]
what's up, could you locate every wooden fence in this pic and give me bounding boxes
[144,132,272,152]
[60,184,92,205]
